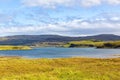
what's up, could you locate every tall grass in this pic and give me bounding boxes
[0,57,119,80]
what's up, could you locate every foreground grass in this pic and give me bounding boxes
[0,45,31,50]
[0,57,119,80]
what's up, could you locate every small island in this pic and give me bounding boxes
[0,45,32,50]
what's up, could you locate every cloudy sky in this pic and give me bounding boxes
[0,0,120,36]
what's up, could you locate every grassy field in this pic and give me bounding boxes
[0,57,119,80]
[97,41,120,48]
[64,40,120,48]
[0,45,31,50]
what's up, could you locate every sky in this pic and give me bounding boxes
[0,0,120,36]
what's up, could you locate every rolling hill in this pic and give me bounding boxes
[0,34,120,45]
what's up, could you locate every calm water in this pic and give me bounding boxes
[0,47,120,58]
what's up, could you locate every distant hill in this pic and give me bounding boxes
[81,34,120,41]
[0,34,120,45]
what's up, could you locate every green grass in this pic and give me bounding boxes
[0,57,119,80]
[64,40,120,48]
[97,41,120,48]
[64,40,104,48]
[0,45,32,50]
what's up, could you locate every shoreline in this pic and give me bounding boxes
[0,55,119,59]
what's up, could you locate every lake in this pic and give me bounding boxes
[0,47,120,58]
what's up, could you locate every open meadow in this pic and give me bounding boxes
[0,57,119,80]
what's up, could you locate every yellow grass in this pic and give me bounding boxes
[0,45,31,50]
[0,57,119,80]
[70,40,104,46]
[64,40,120,48]
[64,40,104,48]
[0,38,8,41]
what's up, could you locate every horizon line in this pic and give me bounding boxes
[0,34,119,37]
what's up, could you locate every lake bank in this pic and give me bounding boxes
[0,40,120,51]
[64,40,120,49]
[0,57,119,80]
[0,45,32,50]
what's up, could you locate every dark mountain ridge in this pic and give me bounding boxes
[0,34,120,45]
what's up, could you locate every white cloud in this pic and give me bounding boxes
[0,17,120,36]
[22,0,75,8]
[107,0,120,5]
[0,12,120,36]
[110,17,120,21]
[22,0,120,8]
[80,0,101,7]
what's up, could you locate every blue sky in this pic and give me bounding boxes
[0,0,120,36]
